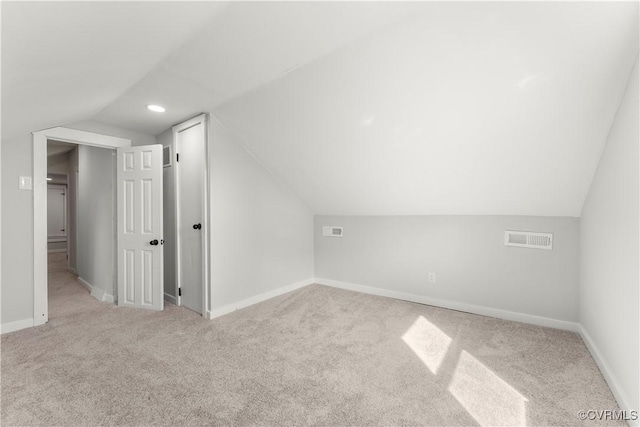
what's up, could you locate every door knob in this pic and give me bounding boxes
[193,223,201,230]
[150,239,159,246]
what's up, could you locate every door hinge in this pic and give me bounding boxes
[178,288,182,297]
[176,153,179,162]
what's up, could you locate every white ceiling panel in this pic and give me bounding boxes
[2,1,638,217]
[94,68,222,136]
[95,1,423,135]
[1,1,225,139]
[213,1,639,216]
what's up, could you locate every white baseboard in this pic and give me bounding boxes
[1,318,35,334]
[79,277,115,304]
[78,276,92,292]
[314,278,581,332]
[47,237,67,243]
[164,292,177,305]
[206,278,316,320]
[579,326,635,424]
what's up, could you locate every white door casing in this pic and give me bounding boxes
[33,127,130,327]
[117,145,164,310]
[173,114,208,315]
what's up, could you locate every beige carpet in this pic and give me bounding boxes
[1,253,623,426]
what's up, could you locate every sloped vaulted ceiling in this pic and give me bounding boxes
[2,1,638,217]
[212,2,639,217]
[1,1,225,139]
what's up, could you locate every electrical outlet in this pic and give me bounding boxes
[428,272,437,284]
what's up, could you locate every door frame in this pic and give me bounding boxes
[33,127,130,326]
[172,113,210,316]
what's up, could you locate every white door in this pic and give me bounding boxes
[47,185,67,239]
[175,117,206,314]
[116,145,164,310]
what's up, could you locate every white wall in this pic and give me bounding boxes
[315,215,580,323]
[580,58,639,417]
[158,129,176,299]
[76,145,117,300]
[1,135,34,325]
[208,117,314,311]
[47,151,71,175]
[67,147,79,271]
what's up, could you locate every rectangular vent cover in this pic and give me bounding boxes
[504,230,553,250]
[322,226,343,237]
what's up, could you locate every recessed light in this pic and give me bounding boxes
[146,104,166,113]
[46,178,52,181]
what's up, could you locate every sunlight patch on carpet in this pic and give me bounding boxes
[448,350,528,426]
[402,315,452,374]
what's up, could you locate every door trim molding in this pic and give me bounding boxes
[33,127,130,326]
[172,114,210,316]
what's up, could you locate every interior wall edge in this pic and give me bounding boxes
[209,114,314,215]
[579,325,636,425]
[164,293,177,305]
[78,276,115,304]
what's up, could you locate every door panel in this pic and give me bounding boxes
[176,121,205,314]
[117,145,163,310]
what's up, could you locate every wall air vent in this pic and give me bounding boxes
[322,226,343,237]
[504,230,553,250]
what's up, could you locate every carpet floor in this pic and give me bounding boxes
[1,253,623,426]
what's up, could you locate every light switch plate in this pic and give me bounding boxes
[19,176,32,190]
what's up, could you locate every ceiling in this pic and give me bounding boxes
[3,1,638,216]
[47,140,76,157]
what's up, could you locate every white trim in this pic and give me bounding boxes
[38,126,130,148]
[33,127,131,329]
[1,318,35,334]
[579,326,634,423]
[79,277,115,304]
[164,293,177,305]
[206,278,316,320]
[315,278,581,332]
[172,114,209,315]
[78,276,92,293]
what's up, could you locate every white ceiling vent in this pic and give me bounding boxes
[504,230,553,250]
[322,226,343,237]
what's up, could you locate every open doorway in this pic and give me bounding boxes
[33,127,131,326]
[34,127,166,327]
[33,125,202,328]
[46,141,75,269]
[45,140,119,319]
